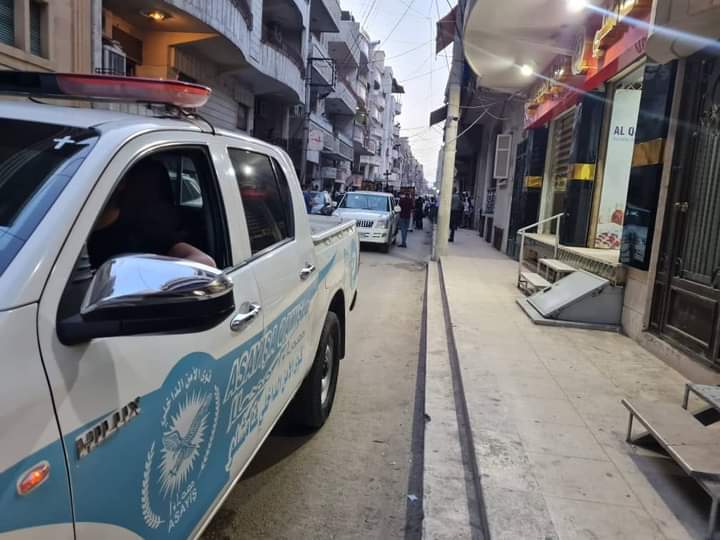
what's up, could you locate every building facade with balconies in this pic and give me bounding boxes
[93,0,338,157]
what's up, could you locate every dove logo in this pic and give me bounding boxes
[141,367,220,533]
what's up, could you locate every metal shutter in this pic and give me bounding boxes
[493,133,513,179]
[201,90,239,132]
[0,0,13,47]
[30,1,41,56]
[550,110,574,192]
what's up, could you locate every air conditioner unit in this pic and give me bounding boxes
[102,41,126,76]
[493,133,512,179]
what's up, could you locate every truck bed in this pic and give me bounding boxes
[309,214,356,245]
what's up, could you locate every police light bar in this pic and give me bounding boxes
[0,71,211,108]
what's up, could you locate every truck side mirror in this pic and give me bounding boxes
[57,255,235,345]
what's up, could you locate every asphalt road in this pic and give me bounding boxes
[203,225,430,540]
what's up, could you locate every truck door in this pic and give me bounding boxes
[225,146,321,437]
[37,134,266,539]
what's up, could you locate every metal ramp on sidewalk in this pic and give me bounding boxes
[517,270,624,331]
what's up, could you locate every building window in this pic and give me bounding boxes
[0,0,14,47]
[29,1,43,57]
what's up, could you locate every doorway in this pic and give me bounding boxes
[651,50,720,368]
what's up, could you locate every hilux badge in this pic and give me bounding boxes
[75,397,141,459]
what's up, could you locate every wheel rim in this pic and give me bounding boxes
[320,340,334,406]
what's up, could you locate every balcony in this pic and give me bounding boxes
[322,132,354,162]
[320,166,338,179]
[374,92,386,111]
[310,0,341,33]
[311,38,335,88]
[326,79,358,116]
[328,19,361,69]
[359,155,382,167]
[370,125,384,139]
[262,26,305,77]
[355,81,368,105]
[338,132,354,161]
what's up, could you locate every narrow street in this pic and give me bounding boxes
[204,230,431,540]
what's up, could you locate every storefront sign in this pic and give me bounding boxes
[593,0,652,59]
[308,129,324,152]
[594,84,643,249]
[572,28,593,75]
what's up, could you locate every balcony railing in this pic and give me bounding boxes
[262,26,305,77]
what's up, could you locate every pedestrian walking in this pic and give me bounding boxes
[414,195,425,230]
[463,196,474,228]
[449,187,463,242]
[398,192,414,248]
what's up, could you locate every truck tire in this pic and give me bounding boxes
[290,312,340,429]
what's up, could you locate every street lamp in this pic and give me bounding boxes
[567,0,588,13]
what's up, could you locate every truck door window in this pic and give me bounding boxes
[60,147,231,319]
[228,148,294,255]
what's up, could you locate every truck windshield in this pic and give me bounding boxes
[340,194,389,212]
[0,118,98,276]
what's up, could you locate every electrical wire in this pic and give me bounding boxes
[379,0,418,46]
[398,66,449,83]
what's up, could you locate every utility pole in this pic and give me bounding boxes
[433,6,464,261]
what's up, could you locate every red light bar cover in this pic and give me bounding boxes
[0,72,211,108]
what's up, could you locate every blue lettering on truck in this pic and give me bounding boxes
[0,256,335,538]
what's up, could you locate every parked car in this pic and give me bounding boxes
[335,191,400,253]
[306,190,334,215]
[0,74,360,540]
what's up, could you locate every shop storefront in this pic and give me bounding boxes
[524,0,652,250]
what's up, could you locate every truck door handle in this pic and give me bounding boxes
[230,303,261,332]
[299,264,316,281]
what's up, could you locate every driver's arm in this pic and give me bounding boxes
[168,242,217,268]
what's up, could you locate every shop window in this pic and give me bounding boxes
[0,0,13,47]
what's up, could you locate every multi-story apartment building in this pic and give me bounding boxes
[357,45,404,191]
[1,0,92,73]
[94,0,338,162]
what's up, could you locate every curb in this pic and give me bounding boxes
[421,261,482,539]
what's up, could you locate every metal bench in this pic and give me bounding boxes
[518,271,551,296]
[622,398,720,539]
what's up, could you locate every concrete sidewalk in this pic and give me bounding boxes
[424,228,715,540]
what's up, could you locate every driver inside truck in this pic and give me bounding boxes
[87,159,216,269]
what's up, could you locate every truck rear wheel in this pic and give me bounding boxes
[290,312,340,429]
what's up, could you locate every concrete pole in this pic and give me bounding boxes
[433,21,463,260]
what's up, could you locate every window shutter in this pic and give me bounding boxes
[493,134,512,179]
[0,0,14,47]
[30,2,42,56]
[550,110,574,192]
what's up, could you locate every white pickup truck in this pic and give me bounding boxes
[0,74,359,539]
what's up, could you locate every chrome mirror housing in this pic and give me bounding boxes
[59,255,235,345]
